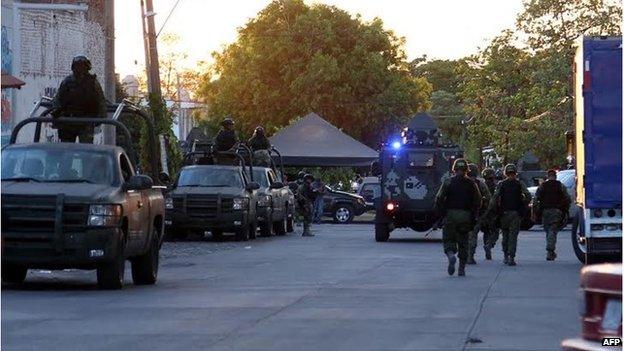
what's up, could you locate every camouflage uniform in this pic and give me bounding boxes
[467,164,491,263]
[52,57,106,143]
[297,175,315,236]
[482,173,500,256]
[535,175,571,260]
[434,159,481,276]
[489,164,531,265]
[214,118,239,165]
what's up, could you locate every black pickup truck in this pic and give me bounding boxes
[1,102,167,289]
[165,142,261,241]
[253,167,295,236]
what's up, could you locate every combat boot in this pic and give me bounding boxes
[508,256,516,266]
[446,252,456,276]
[546,251,557,261]
[467,255,476,265]
[458,261,466,276]
[302,224,314,237]
[484,246,492,260]
[503,255,509,265]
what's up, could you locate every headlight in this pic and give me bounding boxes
[258,195,272,207]
[233,197,249,210]
[165,197,174,209]
[357,197,365,205]
[593,209,603,218]
[88,204,122,227]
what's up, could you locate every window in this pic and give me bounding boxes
[119,154,134,182]
[361,183,381,202]
[252,169,270,188]
[407,152,435,168]
[1,147,114,185]
[178,167,243,188]
[557,170,575,189]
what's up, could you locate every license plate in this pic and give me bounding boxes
[601,299,622,331]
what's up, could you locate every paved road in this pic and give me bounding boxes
[2,225,581,351]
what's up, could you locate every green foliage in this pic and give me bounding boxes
[146,93,183,176]
[410,59,462,94]
[197,0,431,147]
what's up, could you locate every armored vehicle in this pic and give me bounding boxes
[373,113,462,242]
[1,99,167,289]
[165,141,260,241]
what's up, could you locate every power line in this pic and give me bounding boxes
[157,0,183,38]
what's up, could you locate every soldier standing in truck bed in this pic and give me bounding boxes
[51,55,107,143]
[434,159,482,277]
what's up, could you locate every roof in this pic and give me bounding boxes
[269,112,378,167]
[1,72,25,89]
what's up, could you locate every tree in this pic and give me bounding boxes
[410,59,462,94]
[197,0,431,146]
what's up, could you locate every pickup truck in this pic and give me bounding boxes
[253,167,295,236]
[321,185,367,223]
[2,110,166,290]
[165,164,260,241]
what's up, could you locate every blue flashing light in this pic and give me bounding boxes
[391,141,402,150]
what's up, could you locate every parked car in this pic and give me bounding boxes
[320,186,367,223]
[561,263,622,351]
[253,167,295,236]
[357,177,380,210]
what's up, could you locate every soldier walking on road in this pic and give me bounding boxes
[467,163,491,264]
[297,174,316,237]
[488,164,532,266]
[534,169,571,261]
[481,168,500,259]
[434,159,482,277]
[51,55,107,143]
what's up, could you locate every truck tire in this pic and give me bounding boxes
[2,265,27,284]
[375,224,390,242]
[249,222,258,240]
[131,230,160,285]
[211,230,224,241]
[571,210,588,264]
[259,221,272,237]
[333,204,355,224]
[97,240,125,290]
[274,218,286,236]
[235,225,250,241]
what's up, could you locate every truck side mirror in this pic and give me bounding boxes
[270,181,285,189]
[126,175,154,191]
[246,182,260,192]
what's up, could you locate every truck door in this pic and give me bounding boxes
[268,170,283,218]
[119,154,147,253]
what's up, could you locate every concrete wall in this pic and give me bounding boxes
[1,0,109,144]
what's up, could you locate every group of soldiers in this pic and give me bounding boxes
[435,159,571,277]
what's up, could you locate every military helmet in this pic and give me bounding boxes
[303,174,314,181]
[504,163,517,175]
[222,117,234,127]
[452,158,468,172]
[467,163,479,178]
[297,171,306,179]
[547,168,557,177]
[482,168,495,179]
[71,55,92,71]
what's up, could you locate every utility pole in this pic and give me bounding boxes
[103,0,116,145]
[141,0,162,97]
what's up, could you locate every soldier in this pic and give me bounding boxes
[51,55,107,143]
[489,164,532,266]
[297,174,316,237]
[481,168,499,259]
[467,163,491,264]
[248,126,272,167]
[534,169,571,261]
[214,118,238,152]
[434,158,482,276]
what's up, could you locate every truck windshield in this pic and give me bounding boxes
[177,168,242,188]
[1,148,114,185]
[408,152,435,168]
[252,170,270,188]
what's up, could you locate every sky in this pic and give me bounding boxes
[115,0,524,77]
